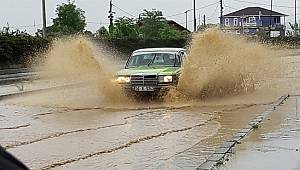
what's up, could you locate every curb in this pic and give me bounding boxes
[196,94,290,170]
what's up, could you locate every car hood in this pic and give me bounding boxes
[117,66,181,76]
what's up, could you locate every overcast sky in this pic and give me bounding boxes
[0,0,296,34]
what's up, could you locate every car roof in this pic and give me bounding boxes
[132,48,186,55]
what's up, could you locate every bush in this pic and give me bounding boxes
[0,33,48,68]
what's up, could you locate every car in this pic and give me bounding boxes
[116,48,186,97]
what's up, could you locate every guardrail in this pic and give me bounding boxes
[0,68,37,91]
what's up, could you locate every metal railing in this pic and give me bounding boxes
[0,68,37,91]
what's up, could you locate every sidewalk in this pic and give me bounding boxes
[219,96,300,170]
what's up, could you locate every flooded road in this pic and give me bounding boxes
[0,91,268,169]
[1,33,300,169]
[220,95,300,170]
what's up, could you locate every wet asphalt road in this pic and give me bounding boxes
[0,82,268,170]
[220,95,300,170]
[1,49,300,170]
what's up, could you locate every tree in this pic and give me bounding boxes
[138,9,189,39]
[139,9,167,39]
[112,17,139,39]
[95,26,109,39]
[47,1,86,35]
[158,26,189,39]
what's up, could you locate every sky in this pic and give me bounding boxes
[0,0,296,35]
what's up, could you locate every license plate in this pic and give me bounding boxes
[133,86,155,92]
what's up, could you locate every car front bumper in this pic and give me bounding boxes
[120,83,175,93]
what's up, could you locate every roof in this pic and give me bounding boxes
[133,48,186,55]
[138,20,190,32]
[224,7,288,17]
[166,20,191,32]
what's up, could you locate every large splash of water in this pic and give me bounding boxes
[176,29,276,99]
[36,37,127,104]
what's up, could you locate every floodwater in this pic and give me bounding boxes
[220,96,300,170]
[0,31,299,169]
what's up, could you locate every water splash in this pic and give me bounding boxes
[176,29,276,99]
[35,37,128,104]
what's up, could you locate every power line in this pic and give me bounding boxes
[86,21,110,25]
[208,4,220,19]
[178,4,220,26]
[166,1,219,18]
[231,0,298,9]
[112,4,137,18]
[224,4,239,10]
[179,19,194,25]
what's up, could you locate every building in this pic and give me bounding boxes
[166,20,190,32]
[222,7,288,37]
[138,20,190,33]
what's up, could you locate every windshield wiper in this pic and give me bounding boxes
[147,54,157,67]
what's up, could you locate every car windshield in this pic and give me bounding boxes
[126,53,181,68]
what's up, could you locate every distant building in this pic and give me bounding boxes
[138,20,190,33]
[222,7,288,37]
[166,20,190,32]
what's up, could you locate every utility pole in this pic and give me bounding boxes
[108,0,115,33]
[184,10,189,29]
[220,0,224,28]
[34,20,37,34]
[295,0,297,36]
[203,14,206,28]
[269,0,273,37]
[185,9,192,30]
[241,16,244,35]
[42,0,47,38]
[193,0,197,32]
[199,14,201,28]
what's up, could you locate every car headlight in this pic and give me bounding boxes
[117,76,131,83]
[158,76,173,83]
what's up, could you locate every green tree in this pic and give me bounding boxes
[95,26,109,39]
[139,9,167,39]
[48,1,86,35]
[158,25,189,39]
[138,9,189,39]
[112,17,139,39]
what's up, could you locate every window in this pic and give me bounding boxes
[225,18,230,26]
[126,53,180,68]
[234,18,238,26]
[274,17,280,24]
[248,16,256,23]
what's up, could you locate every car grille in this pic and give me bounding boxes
[130,75,158,86]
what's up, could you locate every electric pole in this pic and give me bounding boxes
[193,0,197,32]
[42,0,47,38]
[185,11,188,29]
[199,14,201,28]
[204,14,206,28]
[269,0,273,36]
[220,0,224,28]
[185,9,192,30]
[108,0,115,33]
[295,0,297,36]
